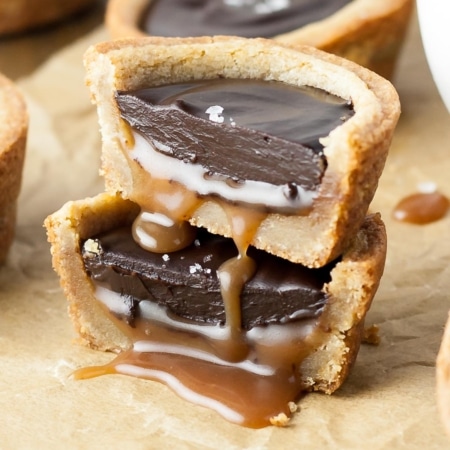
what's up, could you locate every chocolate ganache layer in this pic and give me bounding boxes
[116,78,354,192]
[82,227,335,330]
[141,0,352,38]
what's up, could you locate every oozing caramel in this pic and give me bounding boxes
[132,210,197,253]
[75,141,333,426]
[74,282,329,428]
[76,79,351,427]
[216,203,265,360]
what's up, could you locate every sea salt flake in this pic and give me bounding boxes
[203,254,213,263]
[189,263,203,274]
[206,105,224,123]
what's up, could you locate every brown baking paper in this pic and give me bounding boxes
[1,9,450,449]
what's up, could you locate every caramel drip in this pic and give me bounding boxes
[217,203,265,360]
[124,136,269,358]
[128,152,201,253]
[393,191,450,225]
[132,210,197,253]
[75,123,331,427]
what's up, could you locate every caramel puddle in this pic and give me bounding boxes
[393,191,449,224]
[73,295,327,428]
[74,346,304,428]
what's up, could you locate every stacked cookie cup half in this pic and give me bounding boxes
[45,37,400,428]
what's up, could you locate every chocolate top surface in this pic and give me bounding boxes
[83,227,335,330]
[141,0,352,38]
[116,79,353,191]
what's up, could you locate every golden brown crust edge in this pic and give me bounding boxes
[44,192,387,393]
[0,73,27,264]
[105,0,413,79]
[83,36,399,268]
[304,212,387,393]
[437,313,450,437]
[0,0,96,36]
[44,193,139,351]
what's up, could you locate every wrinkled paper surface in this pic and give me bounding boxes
[1,6,450,449]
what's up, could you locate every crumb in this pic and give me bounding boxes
[363,324,380,345]
[83,239,100,256]
[270,412,291,427]
[288,401,298,413]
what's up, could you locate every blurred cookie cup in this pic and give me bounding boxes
[0,0,97,36]
[0,73,27,263]
[105,0,413,79]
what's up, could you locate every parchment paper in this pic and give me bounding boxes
[1,5,450,449]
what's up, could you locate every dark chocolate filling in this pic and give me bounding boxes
[141,0,352,38]
[116,79,354,190]
[82,227,335,330]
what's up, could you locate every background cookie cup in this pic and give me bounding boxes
[0,0,97,36]
[105,0,413,79]
[0,73,27,264]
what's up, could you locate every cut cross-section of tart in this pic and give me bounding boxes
[45,192,387,428]
[83,36,400,268]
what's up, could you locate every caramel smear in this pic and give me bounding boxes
[393,191,450,225]
[74,341,303,428]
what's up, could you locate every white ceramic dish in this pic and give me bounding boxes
[417,0,450,112]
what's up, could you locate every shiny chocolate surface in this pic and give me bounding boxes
[141,0,352,38]
[116,79,353,191]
